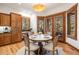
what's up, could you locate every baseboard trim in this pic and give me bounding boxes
[66,42,79,51]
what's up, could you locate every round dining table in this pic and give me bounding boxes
[29,34,52,55]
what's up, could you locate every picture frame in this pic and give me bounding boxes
[22,16,30,31]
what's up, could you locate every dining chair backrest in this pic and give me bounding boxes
[23,33,30,55]
[47,32,52,35]
[23,33,29,46]
[53,36,58,47]
[52,36,58,54]
[53,36,64,55]
[56,47,63,55]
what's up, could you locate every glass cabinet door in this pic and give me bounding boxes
[46,17,53,35]
[22,17,30,31]
[54,15,64,42]
[54,16,63,34]
[37,19,45,33]
[53,12,66,43]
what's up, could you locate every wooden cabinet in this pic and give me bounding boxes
[11,13,22,43]
[3,33,11,45]
[0,13,10,26]
[0,33,11,46]
[0,13,22,46]
[0,34,4,45]
[0,13,11,46]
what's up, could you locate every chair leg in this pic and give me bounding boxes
[52,50,54,55]
[56,49,58,55]
[24,49,27,55]
[37,48,40,55]
[28,50,30,55]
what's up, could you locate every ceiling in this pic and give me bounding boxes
[0,3,75,16]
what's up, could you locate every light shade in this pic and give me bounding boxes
[33,4,45,12]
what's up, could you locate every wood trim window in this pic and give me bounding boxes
[67,4,77,40]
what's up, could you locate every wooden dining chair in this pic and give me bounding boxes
[43,39,54,54]
[23,33,39,55]
[53,36,64,55]
[43,36,61,55]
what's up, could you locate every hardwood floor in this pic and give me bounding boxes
[0,41,24,55]
[57,42,79,55]
[0,41,79,55]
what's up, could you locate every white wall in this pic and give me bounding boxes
[30,14,37,33]
[45,3,76,16]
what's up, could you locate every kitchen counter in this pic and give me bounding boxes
[0,32,11,34]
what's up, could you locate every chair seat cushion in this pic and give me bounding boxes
[55,47,64,55]
[16,46,35,55]
[43,42,53,51]
[25,43,39,51]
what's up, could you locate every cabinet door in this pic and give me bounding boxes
[45,17,53,35]
[11,33,21,43]
[3,33,11,45]
[0,14,1,25]
[0,14,3,25]
[0,14,10,26]
[37,17,45,33]
[4,15,10,26]
[0,33,11,46]
[16,14,22,32]
[0,34,4,45]
[16,15,22,41]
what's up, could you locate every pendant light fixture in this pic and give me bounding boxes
[33,3,45,12]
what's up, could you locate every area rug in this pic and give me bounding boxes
[16,46,64,55]
[16,46,35,55]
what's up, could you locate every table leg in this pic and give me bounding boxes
[38,42,43,55]
[34,42,48,55]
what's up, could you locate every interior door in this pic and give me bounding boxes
[53,12,66,43]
